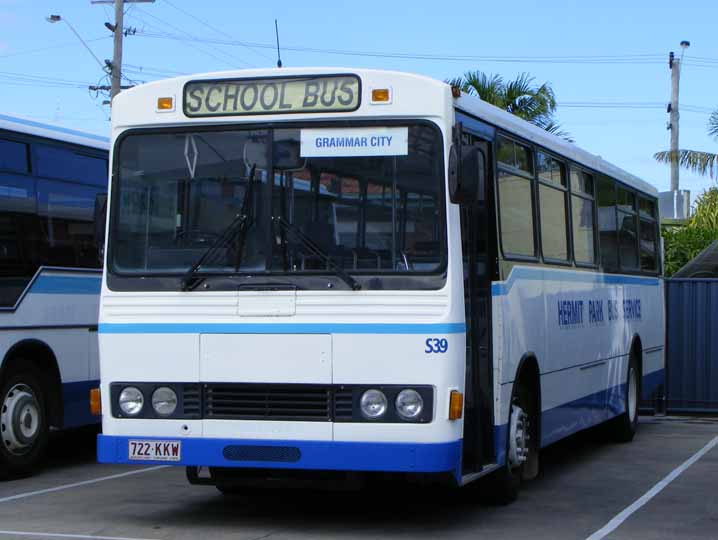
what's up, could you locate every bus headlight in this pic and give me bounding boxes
[396,389,424,420]
[151,387,178,416]
[360,389,387,419]
[118,386,144,416]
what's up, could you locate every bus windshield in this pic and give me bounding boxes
[110,123,445,287]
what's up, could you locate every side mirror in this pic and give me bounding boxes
[94,193,108,264]
[449,145,486,204]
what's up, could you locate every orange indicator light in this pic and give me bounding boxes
[90,388,102,416]
[157,97,174,110]
[371,88,390,102]
[449,390,463,420]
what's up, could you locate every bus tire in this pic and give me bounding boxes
[610,355,640,443]
[482,380,537,505]
[0,369,50,479]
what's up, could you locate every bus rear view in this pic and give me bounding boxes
[97,69,466,490]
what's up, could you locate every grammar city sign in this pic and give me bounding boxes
[300,127,409,157]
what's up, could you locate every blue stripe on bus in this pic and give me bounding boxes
[98,322,466,335]
[491,266,661,296]
[0,113,110,144]
[62,379,100,428]
[539,368,665,447]
[97,435,462,476]
[31,275,101,295]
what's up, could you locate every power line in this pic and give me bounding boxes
[123,63,187,76]
[129,7,253,68]
[161,0,272,63]
[0,36,111,59]
[133,32,690,64]
[558,101,713,114]
[0,70,94,88]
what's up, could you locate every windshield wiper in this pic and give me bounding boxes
[273,215,361,291]
[180,165,256,291]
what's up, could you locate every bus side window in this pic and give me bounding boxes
[617,186,639,270]
[638,196,658,272]
[497,137,535,258]
[537,153,569,262]
[597,176,618,270]
[570,169,596,265]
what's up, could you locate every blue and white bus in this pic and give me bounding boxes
[0,114,108,476]
[96,68,664,502]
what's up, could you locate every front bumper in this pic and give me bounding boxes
[97,435,461,475]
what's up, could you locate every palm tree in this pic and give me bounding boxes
[654,109,718,178]
[448,71,573,142]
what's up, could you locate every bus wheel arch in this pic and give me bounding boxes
[482,353,541,504]
[512,353,541,481]
[630,334,644,381]
[610,335,643,443]
[1,339,63,429]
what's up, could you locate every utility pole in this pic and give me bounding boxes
[111,0,124,101]
[92,0,154,103]
[668,40,690,192]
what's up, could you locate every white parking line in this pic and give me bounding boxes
[0,531,156,540]
[586,435,718,540]
[0,466,168,504]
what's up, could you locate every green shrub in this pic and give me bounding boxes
[662,187,718,276]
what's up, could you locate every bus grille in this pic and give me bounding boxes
[204,384,332,421]
[333,388,355,421]
[182,385,201,418]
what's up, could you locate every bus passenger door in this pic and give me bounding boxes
[458,131,497,473]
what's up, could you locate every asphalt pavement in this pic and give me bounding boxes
[0,416,715,540]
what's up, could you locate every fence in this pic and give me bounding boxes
[663,278,718,414]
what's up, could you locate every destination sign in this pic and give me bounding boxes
[183,75,361,117]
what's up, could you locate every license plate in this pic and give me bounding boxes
[128,440,181,462]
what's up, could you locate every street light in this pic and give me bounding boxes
[45,14,106,70]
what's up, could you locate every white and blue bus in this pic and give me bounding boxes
[96,68,664,502]
[0,114,108,476]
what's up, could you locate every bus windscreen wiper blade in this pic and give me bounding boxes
[180,165,256,291]
[273,215,361,291]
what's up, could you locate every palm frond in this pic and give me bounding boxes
[539,120,574,143]
[448,69,568,140]
[459,71,505,106]
[654,149,718,178]
[503,73,556,124]
[445,77,464,90]
[708,109,718,140]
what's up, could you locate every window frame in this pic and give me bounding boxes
[567,166,598,268]
[536,151,571,265]
[0,130,108,310]
[0,137,31,175]
[637,195,660,273]
[491,128,659,276]
[495,134,539,261]
[106,118,449,292]
[616,185,639,271]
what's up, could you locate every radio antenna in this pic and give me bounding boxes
[274,19,283,68]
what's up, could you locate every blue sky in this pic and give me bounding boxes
[1,0,716,199]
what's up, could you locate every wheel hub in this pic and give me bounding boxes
[1,384,40,455]
[508,404,530,468]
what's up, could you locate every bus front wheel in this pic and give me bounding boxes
[482,380,538,505]
[0,370,49,478]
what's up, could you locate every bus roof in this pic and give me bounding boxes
[455,93,657,196]
[0,112,109,151]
